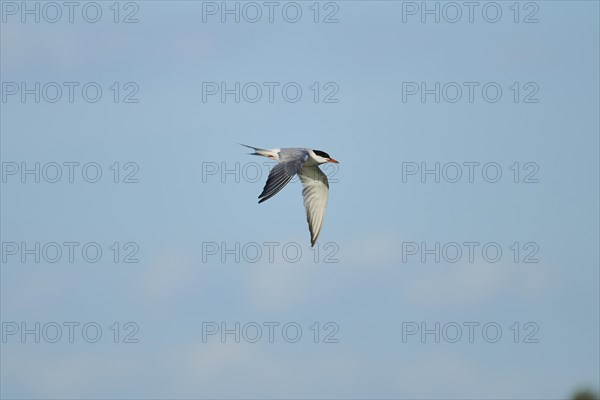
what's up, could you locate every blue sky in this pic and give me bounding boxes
[1,1,599,398]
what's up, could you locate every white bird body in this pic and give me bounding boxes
[240,144,339,247]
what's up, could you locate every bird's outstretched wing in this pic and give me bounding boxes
[258,151,307,203]
[299,165,329,246]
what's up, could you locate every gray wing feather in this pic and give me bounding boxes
[258,151,307,203]
[299,166,329,246]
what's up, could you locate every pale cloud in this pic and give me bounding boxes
[246,261,314,312]
[401,262,554,307]
[340,230,555,307]
[140,247,194,300]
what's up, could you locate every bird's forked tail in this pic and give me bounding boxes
[238,143,278,159]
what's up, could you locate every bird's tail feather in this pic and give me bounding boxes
[238,143,277,158]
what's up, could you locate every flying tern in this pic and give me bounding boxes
[240,144,339,247]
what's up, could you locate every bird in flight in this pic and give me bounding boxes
[240,144,339,247]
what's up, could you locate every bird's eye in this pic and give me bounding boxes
[314,150,330,158]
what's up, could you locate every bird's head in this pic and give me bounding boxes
[312,149,339,164]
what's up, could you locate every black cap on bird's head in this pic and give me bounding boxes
[313,150,330,159]
[313,150,339,163]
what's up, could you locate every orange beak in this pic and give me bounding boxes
[327,158,339,163]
